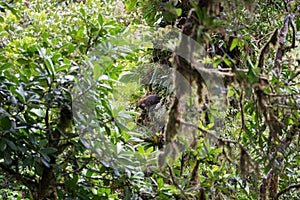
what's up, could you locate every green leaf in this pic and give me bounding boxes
[247,66,259,84]
[15,85,26,103]
[146,146,153,154]
[162,12,177,22]
[86,170,93,177]
[79,8,86,17]
[94,64,101,80]
[6,140,17,151]
[119,72,138,83]
[41,157,50,168]
[125,0,138,12]
[35,162,43,176]
[116,142,123,154]
[41,147,57,155]
[0,141,7,151]
[0,115,11,130]
[157,178,164,189]
[98,14,103,26]
[209,148,222,154]
[65,174,79,192]
[56,64,70,72]
[80,137,90,148]
[176,8,182,17]
[223,57,232,67]
[230,38,239,51]
[41,152,51,162]
[115,120,129,131]
[296,16,300,31]
[213,57,222,68]
[17,58,29,65]
[137,145,144,154]
[44,57,55,75]
[0,62,13,70]
[39,139,48,147]
[77,26,85,38]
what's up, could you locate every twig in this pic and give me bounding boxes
[190,159,200,185]
[167,164,188,200]
[285,70,300,84]
[259,169,273,200]
[289,82,300,86]
[180,153,186,176]
[180,121,260,176]
[239,88,245,131]
[288,15,296,48]
[180,121,237,144]
[0,163,38,191]
[273,14,294,79]
[275,183,300,199]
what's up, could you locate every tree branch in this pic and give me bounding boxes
[273,14,295,79]
[0,163,38,191]
[275,183,300,199]
[168,164,188,200]
[259,169,273,200]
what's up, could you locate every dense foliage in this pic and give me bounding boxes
[0,0,299,199]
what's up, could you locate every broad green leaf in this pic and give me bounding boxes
[44,57,55,75]
[116,142,122,154]
[80,137,90,148]
[137,145,144,154]
[79,8,86,17]
[41,157,50,168]
[0,62,13,70]
[247,66,259,84]
[39,139,48,147]
[230,38,239,51]
[0,141,7,151]
[41,152,51,162]
[295,16,300,31]
[86,170,93,177]
[98,14,103,26]
[223,57,232,67]
[56,64,70,72]
[15,85,26,103]
[77,26,85,38]
[94,64,101,80]
[176,8,182,17]
[146,146,153,154]
[125,0,137,11]
[17,58,29,65]
[6,140,17,151]
[41,147,57,155]
[0,115,11,130]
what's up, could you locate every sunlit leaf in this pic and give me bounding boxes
[98,14,103,26]
[230,38,239,51]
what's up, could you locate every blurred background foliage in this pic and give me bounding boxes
[0,0,299,199]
